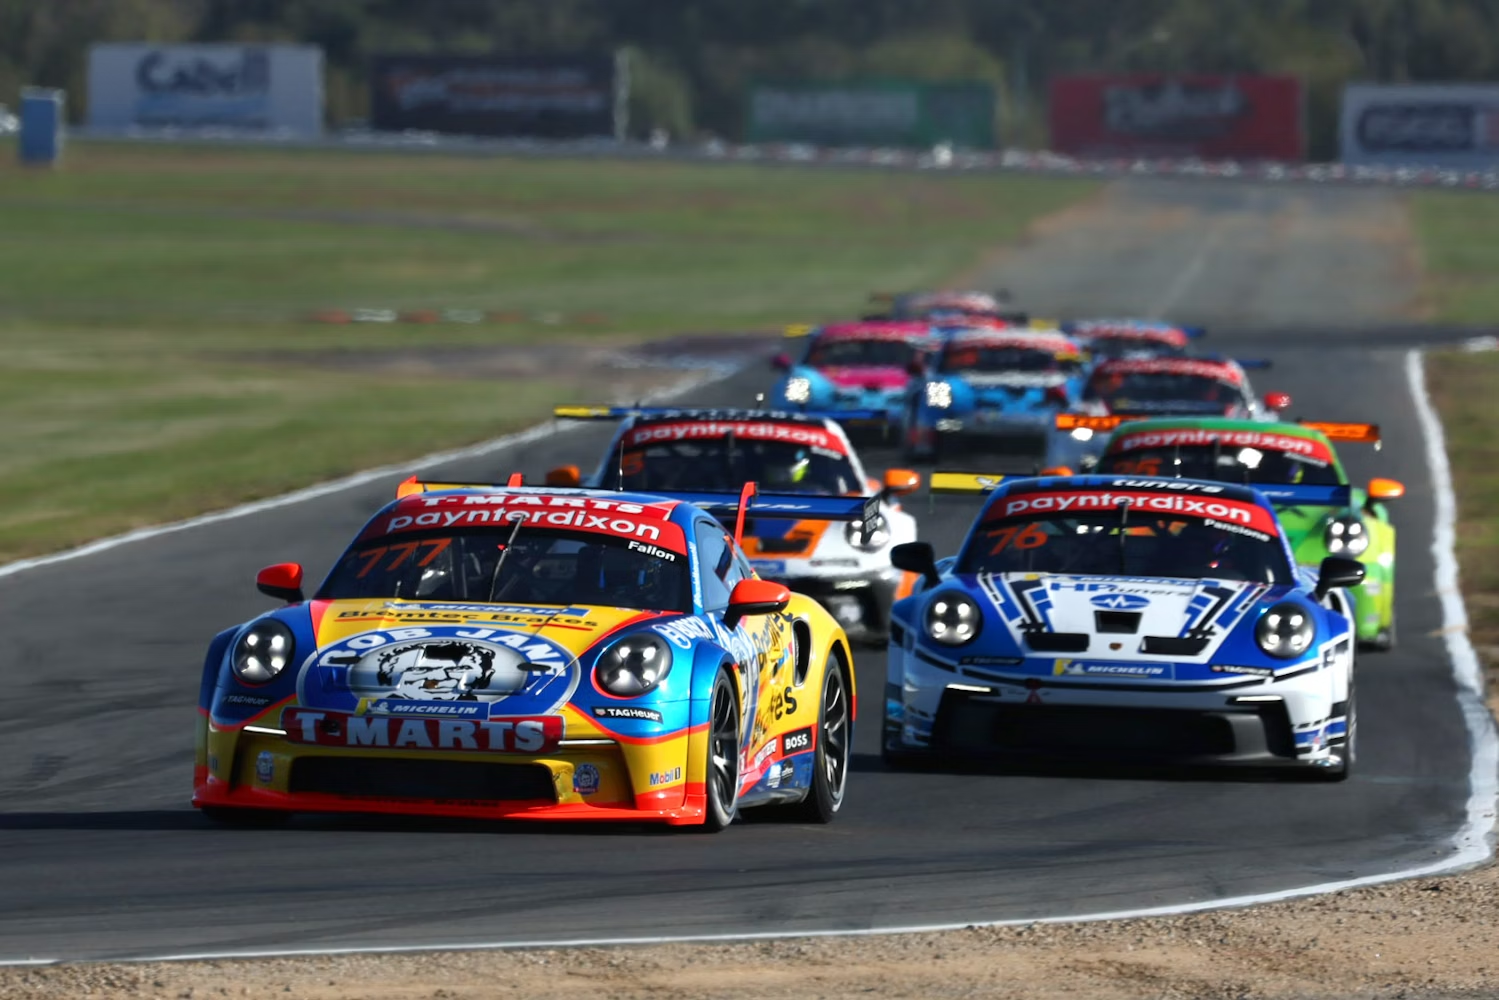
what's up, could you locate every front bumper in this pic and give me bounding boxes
[885,645,1340,769]
[194,714,709,824]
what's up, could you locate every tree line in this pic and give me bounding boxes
[3,0,1498,158]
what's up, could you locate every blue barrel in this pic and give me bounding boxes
[19,87,65,166]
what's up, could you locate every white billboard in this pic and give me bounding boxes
[87,44,323,134]
[1341,83,1499,166]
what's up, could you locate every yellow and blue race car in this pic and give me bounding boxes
[194,479,864,830]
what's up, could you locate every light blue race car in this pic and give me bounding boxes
[769,321,936,434]
[883,472,1366,779]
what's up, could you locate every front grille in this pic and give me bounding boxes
[1024,632,1090,653]
[934,700,1237,757]
[1141,636,1211,656]
[290,757,557,803]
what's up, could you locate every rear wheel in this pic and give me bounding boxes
[775,659,852,823]
[701,669,741,832]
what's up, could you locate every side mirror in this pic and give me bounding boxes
[1315,555,1366,600]
[257,562,305,604]
[883,468,921,495]
[771,352,793,372]
[1367,477,1405,501]
[546,464,581,487]
[891,541,940,587]
[1265,392,1292,412]
[723,578,791,628]
[1039,465,1074,476]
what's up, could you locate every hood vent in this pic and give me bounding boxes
[1025,632,1090,653]
[1140,636,1211,656]
[1094,611,1142,634]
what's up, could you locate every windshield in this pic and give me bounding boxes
[805,338,916,368]
[1099,444,1342,486]
[319,528,691,612]
[940,345,1078,375]
[1085,372,1245,411]
[1085,338,1188,361]
[603,439,860,495]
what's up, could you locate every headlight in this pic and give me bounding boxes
[1325,516,1369,556]
[1070,427,1094,442]
[232,619,296,685]
[784,377,812,404]
[925,592,982,646]
[595,633,673,696]
[844,514,890,550]
[925,381,953,409]
[1255,602,1315,659]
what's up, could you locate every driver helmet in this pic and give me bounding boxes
[765,448,812,487]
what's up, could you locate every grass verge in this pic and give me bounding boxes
[0,143,1097,560]
[1410,190,1499,324]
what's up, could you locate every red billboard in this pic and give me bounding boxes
[1049,75,1304,161]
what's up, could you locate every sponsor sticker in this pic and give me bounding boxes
[1089,593,1150,610]
[648,766,683,787]
[573,762,601,796]
[1052,660,1171,678]
[992,489,1278,536]
[624,420,845,454]
[282,708,562,753]
[751,559,787,576]
[1110,428,1331,463]
[592,705,664,723]
[782,726,814,754]
[1211,664,1276,677]
[255,751,274,783]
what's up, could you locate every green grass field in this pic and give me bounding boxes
[0,142,1096,560]
[1411,191,1499,324]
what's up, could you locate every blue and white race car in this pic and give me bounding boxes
[769,321,935,432]
[900,326,1089,465]
[883,473,1365,779]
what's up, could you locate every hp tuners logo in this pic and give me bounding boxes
[1090,594,1150,611]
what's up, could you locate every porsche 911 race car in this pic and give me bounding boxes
[869,289,1029,325]
[769,321,935,429]
[549,406,922,644]
[884,473,1365,779]
[194,480,867,829]
[1063,318,1204,361]
[901,326,1089,464]
[1093,417,1403,650]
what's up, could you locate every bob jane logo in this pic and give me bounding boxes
[996,490,1277,534]
[298,625,580,718]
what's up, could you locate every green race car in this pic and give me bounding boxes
[1093,416,1404,650]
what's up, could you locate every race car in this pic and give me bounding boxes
[1063,318,1204,361]
[548,406,923,644]
[1092,417,1403,650]
[883,473,1366,778]
[901,326,1089,464]
[193,479,866,829]
[870,289,1028,325]
[770,321,935,430]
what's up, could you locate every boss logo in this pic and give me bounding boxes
[782,727,813,753]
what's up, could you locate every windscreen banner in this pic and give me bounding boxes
[87,44,323,134]
[370,53,623,139]
[1340,84,1499,167]
[745,82,997,149]
[1048,74,1304,161]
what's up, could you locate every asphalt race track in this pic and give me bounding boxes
[0,179,1486,962]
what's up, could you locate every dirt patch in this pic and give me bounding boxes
[7,864,1499,999]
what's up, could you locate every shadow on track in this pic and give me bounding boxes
[849,751,1328,784]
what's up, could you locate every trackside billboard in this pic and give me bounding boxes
[746,82,997,149]
[1341,84,1499,167]
[87,44,323,134]
[370,54,623,139]
[1049,74,1305,161]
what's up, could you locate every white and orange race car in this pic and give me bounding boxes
[550,407,922,644]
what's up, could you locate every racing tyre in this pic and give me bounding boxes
[1311,676,1356,783]
[701,668,741,832]
[773,659,852,823]
[200,806,291,827]
[1365,604,1397,653]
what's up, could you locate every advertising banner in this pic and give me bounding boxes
[87,44,323,134]
[370,54,621,139]
[1048,74,1304,161]
[1340,84,1499,166]
[746,82,997,149]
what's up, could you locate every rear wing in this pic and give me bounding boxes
[929,472,1011,495]
[784,324,815,338]
[552,405,885,424]
[1055,414,1382,447]
[1254,484,1353,508]
[651,483,879,546]
[1055,413,1135,433]
[1298,421,1380,445]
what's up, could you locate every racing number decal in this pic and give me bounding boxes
[986,523,1049,556]
[1112,457,1163,476]
[354,539,452,579]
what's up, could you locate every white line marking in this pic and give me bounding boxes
[1148,224,1226,319]
[0,352,1492,968]
[0,369,731,582]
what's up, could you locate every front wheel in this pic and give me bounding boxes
[700,668,741,832]
[775,659,852,823]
